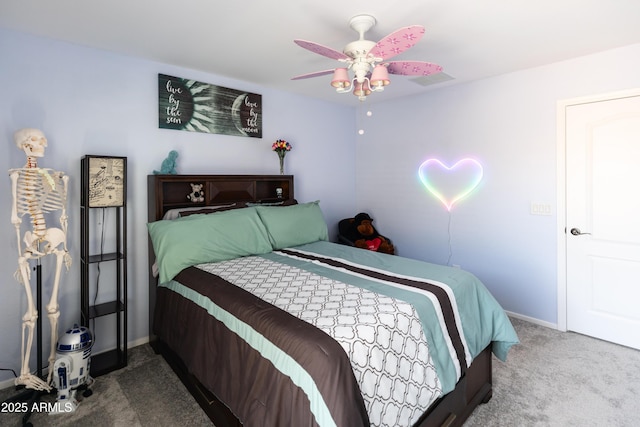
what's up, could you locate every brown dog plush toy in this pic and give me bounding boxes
[343,212,395,255]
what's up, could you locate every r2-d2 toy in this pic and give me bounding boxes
[50,324,94,414]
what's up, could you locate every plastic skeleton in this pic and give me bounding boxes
[9,128,71,392]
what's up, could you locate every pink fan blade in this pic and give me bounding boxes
[294,39,349,61]
[369,25,425,60]
[386,61,442,76]
[291,69,335,80]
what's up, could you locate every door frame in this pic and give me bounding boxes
[556,87,640,332]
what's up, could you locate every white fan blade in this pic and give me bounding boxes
[386,61,442,76]
[291,69,336,80]
[294,39,349,61]
[369,25,425,60]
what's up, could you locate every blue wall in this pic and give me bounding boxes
[0,28,356,382]
[355,43,640,324]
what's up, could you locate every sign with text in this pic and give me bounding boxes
[158,73,262,138]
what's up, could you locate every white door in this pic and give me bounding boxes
[564,91,640,350]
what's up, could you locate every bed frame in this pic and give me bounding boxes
[147,174,493,427]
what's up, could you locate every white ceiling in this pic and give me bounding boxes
[2,0,640,106]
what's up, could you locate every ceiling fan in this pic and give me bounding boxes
[292,14,442,101]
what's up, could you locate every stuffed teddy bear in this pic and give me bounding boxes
[343,212,395,255]
[186,183,204,203]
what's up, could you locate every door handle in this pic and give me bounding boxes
[570,227,591,236]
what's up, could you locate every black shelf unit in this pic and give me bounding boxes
[80,155,128,377]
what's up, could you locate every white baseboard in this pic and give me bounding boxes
[127,335,150,349]
[90,335,150,356]
[0,336,151,392]
[506,310,558,330]
[0,377,16,392]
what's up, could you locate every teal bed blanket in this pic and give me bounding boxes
[178,241,519,426]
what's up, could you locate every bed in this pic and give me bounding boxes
[147,174,518,427]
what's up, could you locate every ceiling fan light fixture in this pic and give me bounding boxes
[352,80,372,99]
[292,14,442,102]
[370,64,390,89]
[331,68,351,90]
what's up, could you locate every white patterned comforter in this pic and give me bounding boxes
[198,254,443,426]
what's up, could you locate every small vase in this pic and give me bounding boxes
[278,153,285,175]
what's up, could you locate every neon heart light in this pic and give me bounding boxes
[418,158,484,211]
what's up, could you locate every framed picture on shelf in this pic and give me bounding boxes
[85,156,126,207]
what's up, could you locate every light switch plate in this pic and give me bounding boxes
[530,202,552,215]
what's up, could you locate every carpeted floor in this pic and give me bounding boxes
[465,318,640,427]
[1,318,639,426]
[0,344,212,427]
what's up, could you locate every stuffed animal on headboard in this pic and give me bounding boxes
[342,212,395,255]
[186,183,204,203]
[153,150,179,175]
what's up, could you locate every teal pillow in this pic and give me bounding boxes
[255,201,329,249]
[148,207,272,284]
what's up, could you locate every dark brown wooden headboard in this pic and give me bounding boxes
[147,174,294,221]
[147,174,294,343]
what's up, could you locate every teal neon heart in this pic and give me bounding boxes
[418,158,483,211]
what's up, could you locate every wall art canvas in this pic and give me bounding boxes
[158,73,262,138]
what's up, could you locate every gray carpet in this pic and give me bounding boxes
[0,344,212,427]
[465,317,640,427]
[1,318,638,426]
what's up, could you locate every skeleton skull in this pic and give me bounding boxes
[14,128,48,158]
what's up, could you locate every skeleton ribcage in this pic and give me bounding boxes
[13,169,67,236]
